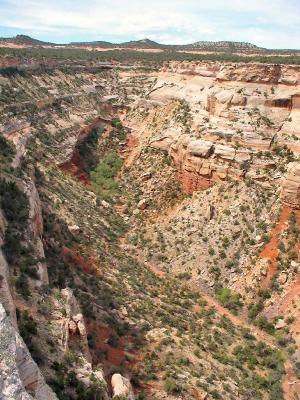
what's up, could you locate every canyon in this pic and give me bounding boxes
[1,53,300,400]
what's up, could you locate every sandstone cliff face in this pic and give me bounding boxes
[0,303,58,400]
[111,374,134,400]
[124,60,298,207]
[61,289,91,363]
[152,136,246,191]
[163,61,300,85]
[2,57,300,398]
[0,72,111,398]
[0,211,17,328]
[24,179,49,285]
[150,130,278,193]
[281,162,300,208]
[59,288,109,396]
[153,60,300,140]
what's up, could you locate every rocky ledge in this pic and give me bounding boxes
[281,162,300,208]
[151,134,275,192]
[163,61,300,85]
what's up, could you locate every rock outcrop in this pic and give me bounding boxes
[0,211,17,328]
[2,53,300,399]
[0,302,58,400]
[164,61,300,85]
[60,289,107,393]
[281,162,300,208]
[24,179,49,285]
[151,134,274,193]
[60,288,91,360]
[111,373,135,400]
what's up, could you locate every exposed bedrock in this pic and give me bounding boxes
[281,162,300,208]
[151,135,275,192]
[151,134,300,208]
[163,61,300,85]
[111,373,135,400]
[0,211,17,328]
[0,303,58,400]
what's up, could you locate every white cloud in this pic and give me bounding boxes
[0,0,299,48]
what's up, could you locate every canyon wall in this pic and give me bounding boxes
[1,58,300,399]
[122,60,300,207]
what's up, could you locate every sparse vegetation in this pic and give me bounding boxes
[91,151,123,200]
[0,50,297,400]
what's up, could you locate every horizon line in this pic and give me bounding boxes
[1,33,300,51]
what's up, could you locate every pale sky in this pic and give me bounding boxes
[0,0,299,49]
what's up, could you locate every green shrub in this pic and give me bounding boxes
[90,151,123,200]
[255,316,275,335]
[0,179,29,226]
[17,309,42,362]
[164,378,184,394]
[0,134,15,162]
[15,274,31,298]
[248,300,264,320]
[77,126,104,172]
[216,287,242,313]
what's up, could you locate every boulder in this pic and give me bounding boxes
[235,150,251,163]
[111,373,135,400]
[69,225,80,233]
[61,289,91,362]
[278,272,288,285]
[275,319,287,329]
[68,319,78,335]
[231,93,247,106]
[280,76,298,85]
[137,199,148,210]
[101,200,111,208]
[194,67,216,78]
[214,144,236,161]
[141,172,152,181]
[215,90,233,105]
[187,140,214,158]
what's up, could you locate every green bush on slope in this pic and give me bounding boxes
[90,151,123,200]
[216,287,243,314]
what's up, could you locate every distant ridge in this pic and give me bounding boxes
[119,38,165,49]
[69,40,113,48]
[68,38,265,52]
[0,35,299,53]
[185,41,263,51]
[0,34,54,46]
[69,38,166,49]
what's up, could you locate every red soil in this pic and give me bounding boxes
[123,133,141,168]
[283,360,300,400]
[261,206,292,288]
[60,149,91,186]
[176,171,214,193]
[86,321,140,373]
[14,298,40,319]
[87,323,125,367]
[175,169,238,194]
[59,116,115,185]
[126,133,139,149]
[278,275,300,313]
[258,207,300,398]
[61,247,96,274]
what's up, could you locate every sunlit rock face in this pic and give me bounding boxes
[0,303,58,400]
